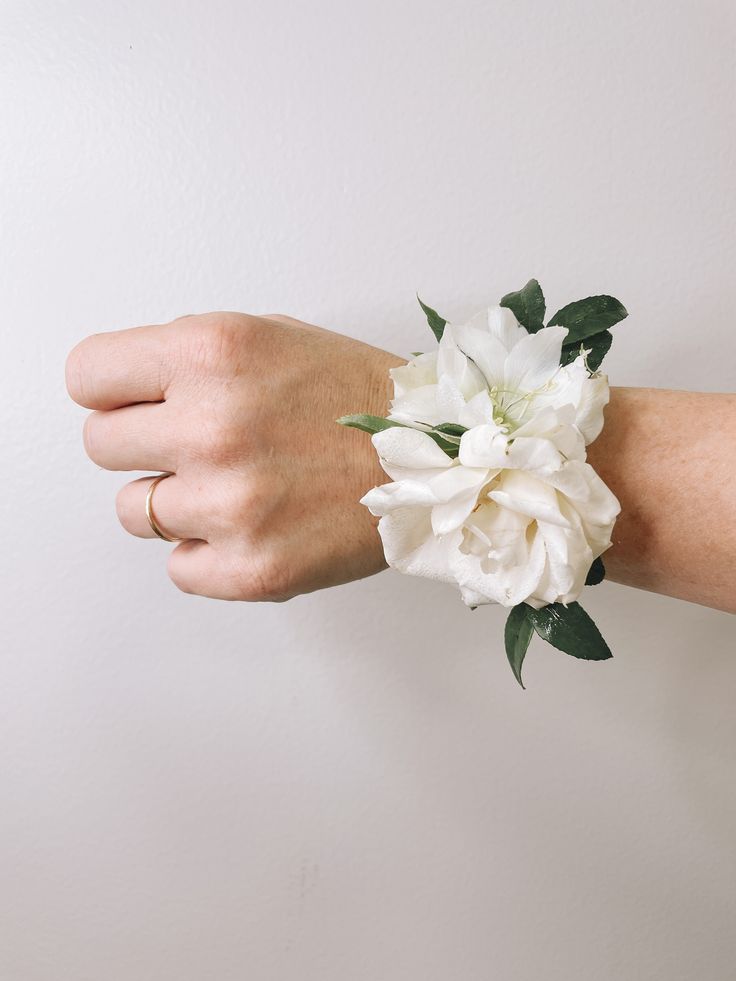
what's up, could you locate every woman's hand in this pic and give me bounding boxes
[66,312,404,600]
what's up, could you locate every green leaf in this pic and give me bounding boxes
[429,431,461,446]
[417,295,447,343]
[336,414,405,435]
[338,414,458,459]
[425,432,459,457]
[432,423,468,437]
[549,295,627,345]
[504,604,534,688]
[500,279,546,333]
[425,424,467,455]
[526,601,612,661]
[560,330,613,371]
[585,557,606,586]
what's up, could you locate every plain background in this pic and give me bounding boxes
[2,1,735,979]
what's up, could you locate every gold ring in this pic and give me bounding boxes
[145,473,181,542]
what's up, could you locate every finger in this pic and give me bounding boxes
[166,540,288,602]
[116,475,208,542]
[167,539,265,600]
[83,403,179,472]
[66,320,182,410]
[166,539,232,597]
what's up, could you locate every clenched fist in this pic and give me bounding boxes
[66,313,404,600]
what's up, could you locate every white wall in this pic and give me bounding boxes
[2,1,735,978]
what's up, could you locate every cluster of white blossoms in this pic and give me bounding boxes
[360,305,621,609]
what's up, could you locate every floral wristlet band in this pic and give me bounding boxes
[338,279,628,687]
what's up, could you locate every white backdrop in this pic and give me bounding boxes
[2,1,735,978]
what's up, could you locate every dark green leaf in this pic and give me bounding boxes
[337,414,458,458]
[425,424,466,454]
[417,295,447,343]
[585,557,606,586]
[504,604,534,688]
[526,601,612,661]
[560,330,613,371]
[500,279,546,333]
[549,295,627,344]
[425,432,458,457]
[336,414,405,435]
[432,423,468,437]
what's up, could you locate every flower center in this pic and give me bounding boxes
[487,372,560,430]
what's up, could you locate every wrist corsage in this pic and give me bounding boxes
[338,279,628,687]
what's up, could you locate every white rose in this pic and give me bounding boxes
[388,305,610,444]
[361,415,620,610]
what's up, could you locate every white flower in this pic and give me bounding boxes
[388,305,610,444]
[361,424,619,609]
[360,305,620,609]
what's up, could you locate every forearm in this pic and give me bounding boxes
[67,310,735,611]
[587,387,736,612]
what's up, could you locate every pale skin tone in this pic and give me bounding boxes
[65,312,736,613]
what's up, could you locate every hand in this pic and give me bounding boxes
[66,312,404,600]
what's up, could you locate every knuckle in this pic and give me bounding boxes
[231,480,269,528]
[187,414,248,468]
[199,479,270,540]
[226,476,287,538]
[184,312,258,373]
[231,551,293,603]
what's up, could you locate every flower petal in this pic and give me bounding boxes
[505,436,563,474]
[389,351,438,398]
[449,322,509,391]
[525,357,586,418]
[534,520,583,598]
[458,389,496,428]
[502,325,568,395]
[459,423,509,469]
[510,405,586,462]
[575,370,610,444]
[427,465,490,501]
[544,460,620,525]
[371,427,452,477]
[517,355,610,445]
[458,584,491,607]
[488,469,570,527]
[377,510,463,585]
[436,374,467,422]
[487,304,527,352]
[436,329,487,401]
[545,464,620,562]
[388,385,445,428]
[427,466,489,535]
[451,514,547,607]
[511,404,571,436]
[504,528,548,606]
[360,479,438,516]
[466,500,532,566]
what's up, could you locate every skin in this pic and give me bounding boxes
[587,387,736,613]
[66,312,403,600]
[66,312,736,613]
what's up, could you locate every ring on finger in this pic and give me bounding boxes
[145,473,182,542]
